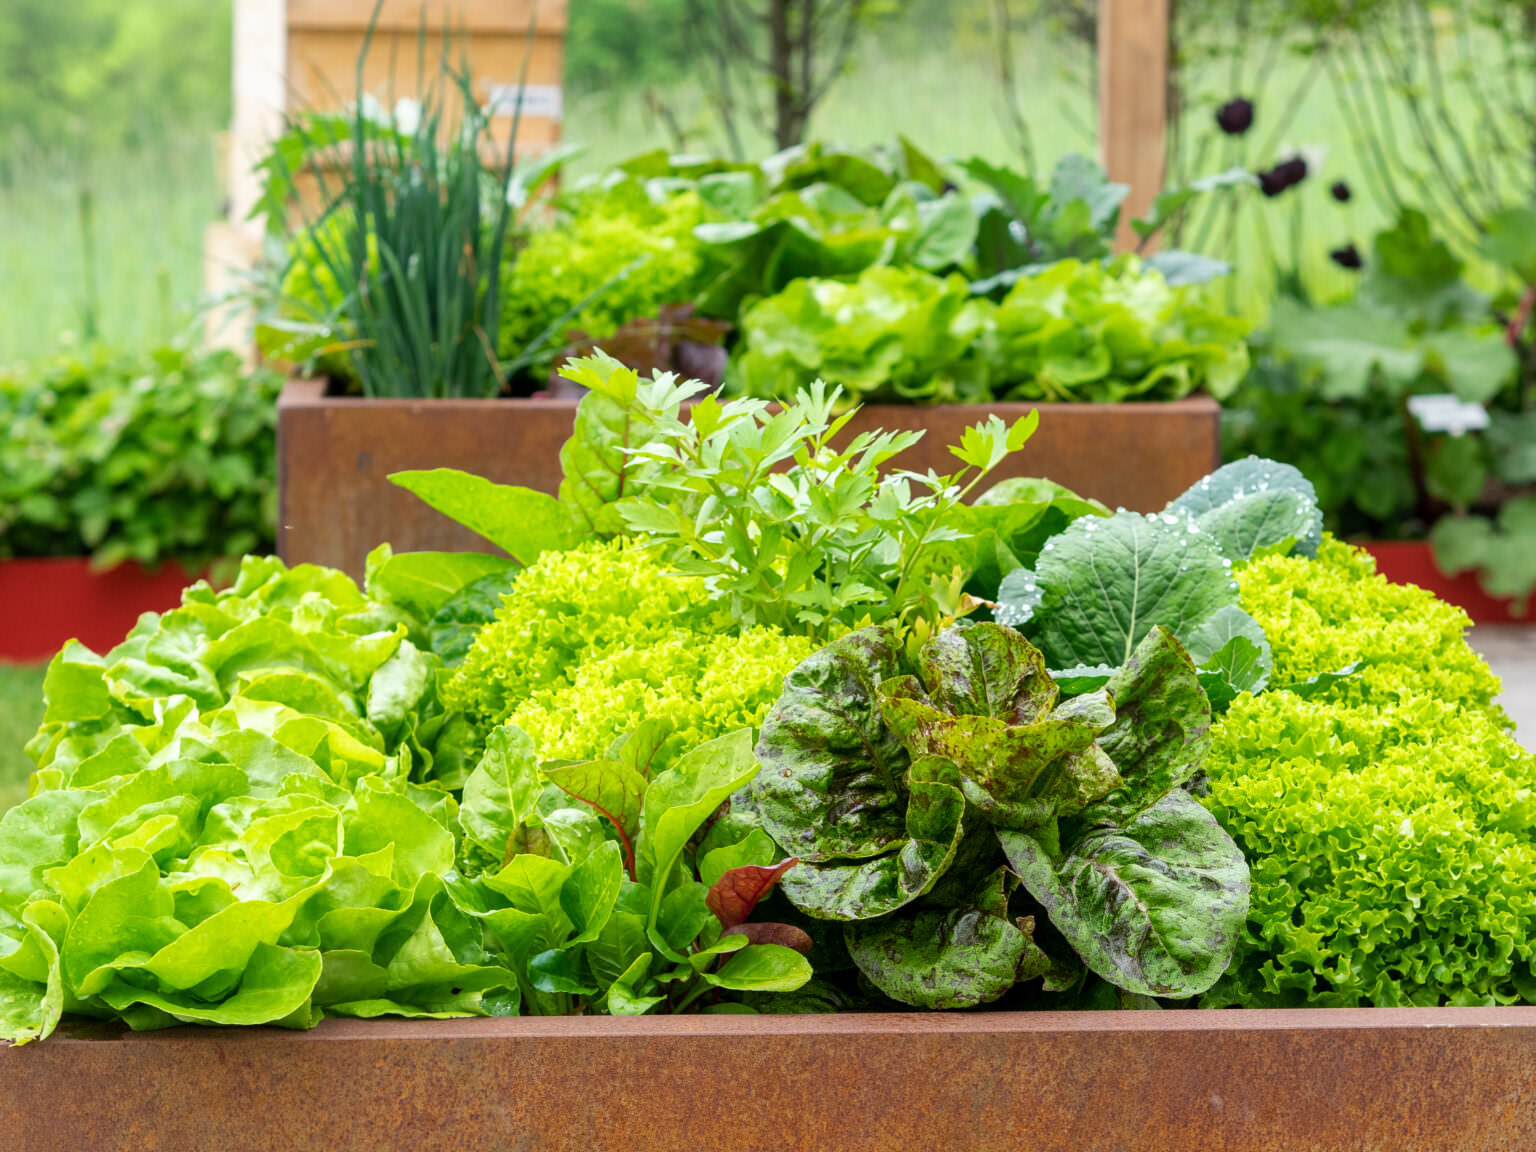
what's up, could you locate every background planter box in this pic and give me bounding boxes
[278,378,1220,581]
[1362,541,1535,625]
[4,1008,1536,1151]
[0,559,204,663]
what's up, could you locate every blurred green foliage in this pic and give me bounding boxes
[0,0,229,158]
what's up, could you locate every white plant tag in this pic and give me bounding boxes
[1408,393,1490,436]
[486,84,564,121]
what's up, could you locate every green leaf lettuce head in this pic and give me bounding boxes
[728,256,1249,406]
[752,619,1248,1008]
[0,555,506,1045]
[1201,538,1536,1007]
[991,257,1251,403]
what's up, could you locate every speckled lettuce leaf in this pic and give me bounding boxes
[877,625,1116,816]
[844,867,1052,1009]
[753,626,910,862]
[916,622,1058,723]
[1019,510,1241,670]
[998,788,1248,998]
[777,762,965,920]
[1167,456,1322,559]
[1080,626,1212,824]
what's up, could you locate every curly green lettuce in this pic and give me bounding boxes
[445,540,723,728]
[497,183,709,370]
[1202,538,1536,1007]
[509,627,817,769]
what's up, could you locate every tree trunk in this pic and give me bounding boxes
[769,0,796,149]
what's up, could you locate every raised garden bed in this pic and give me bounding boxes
[0,558,204,662]
[4,1009,1534,1152]
[1362,541,1536,624]
[277,376,1220,579]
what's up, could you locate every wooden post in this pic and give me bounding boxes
[1098,0,1170,252]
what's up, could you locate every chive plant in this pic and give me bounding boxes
[269,6,577,399]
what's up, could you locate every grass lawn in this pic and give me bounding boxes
[0,664,45,815]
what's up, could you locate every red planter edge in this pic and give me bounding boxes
[0,558,207,664]
[1361,540,1535,625]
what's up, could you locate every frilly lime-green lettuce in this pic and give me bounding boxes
[446,539,815,770]
[445,539,724,727]
[496,184,709,367]
[1202,538,1536,1007]
[508,627,817,770]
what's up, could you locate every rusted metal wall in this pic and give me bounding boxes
[277,379,1220,581]
[2,1009,1535,1151]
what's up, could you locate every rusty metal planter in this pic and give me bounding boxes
[3,1008,1536,1151]
[277,378,1221,581]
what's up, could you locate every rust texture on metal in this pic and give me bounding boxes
[277,378,1221,581]
[3,1008,1535,1152]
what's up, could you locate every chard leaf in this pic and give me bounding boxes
[723,922,814,953]
[458,724,544,866]
[706,859,798,930]
[844,868,1050,1009]
[998,789,1248,998]
[529,947,599,996]
[703,943,813,992]
[639,729,760,919]
[542,760,648,867]
[1022,511,1240,670]
[698,828,778,889]
[559,839,624,944]
[606,953,663,1015]
[390,469,585,565]
[754,626,910,861]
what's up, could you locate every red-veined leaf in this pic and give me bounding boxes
[706,858,799,929]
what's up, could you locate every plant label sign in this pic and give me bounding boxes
[486,84,563,121]
[1408,393,1489,437]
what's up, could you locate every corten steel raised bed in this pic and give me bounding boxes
[278,377,1221,581]
[0,558,206,663]
[1363,540,1535,625]
[3,1008,1536,1152]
